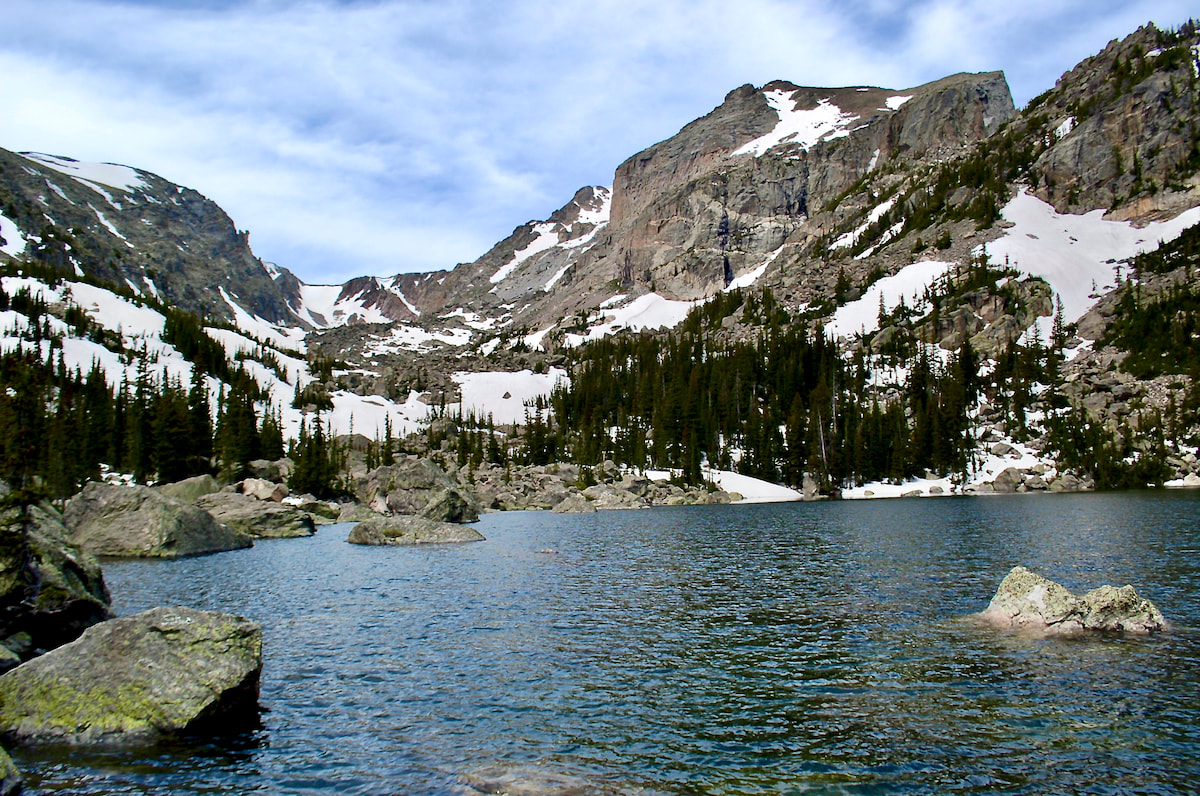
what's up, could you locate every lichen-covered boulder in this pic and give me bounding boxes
[196,492,315,539]
[358,459,480,523]
[347,515,484,546]
[63,483,251,558]
[0,503,111,665]
[0,745,19,796]
[0,606,262,744]
[979,566,1166,634]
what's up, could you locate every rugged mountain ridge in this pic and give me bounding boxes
[0,150,304,324]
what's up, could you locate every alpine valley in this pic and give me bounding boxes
[3,20,1200,510]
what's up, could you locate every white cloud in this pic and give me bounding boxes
[1,0,1195,284]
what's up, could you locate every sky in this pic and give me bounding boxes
[1,1,1195,285]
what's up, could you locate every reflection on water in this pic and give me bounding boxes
[14,490,1200,794]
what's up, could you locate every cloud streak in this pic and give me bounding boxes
[1,0,1194,283]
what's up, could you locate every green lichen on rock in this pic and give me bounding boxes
[0,606,262,744]
[0,744,19,795]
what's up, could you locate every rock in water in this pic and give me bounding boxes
[980,566,1166,634]
[0,746,19,796]
[196,492,315,538]
[347,515,484,546]
[0,606,262,744]
[63,482,252,558]
[0,503,111,664]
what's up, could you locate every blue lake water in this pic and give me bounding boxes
[14,491,1200,794]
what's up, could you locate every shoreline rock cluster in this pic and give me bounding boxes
[447,460,738,512]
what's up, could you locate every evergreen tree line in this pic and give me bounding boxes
[0,346,345,502]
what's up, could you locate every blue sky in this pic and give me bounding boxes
[1,0,1194,284]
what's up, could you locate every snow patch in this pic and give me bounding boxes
[984,190,1200,323]
[23,152,147,193]
[733,91,860,157]
[451,368,570,425]
[825,260,954,340]
[725,246,783,292]
[491,222,558,284]
[884,95,912,110]
[0,215,26,258]
[564,293,701,347]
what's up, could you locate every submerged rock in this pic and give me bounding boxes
[64,483,251,558]
[196,492,315,539]
[0,503,111,665]
[979,566,1167,634]
[347,515,484,546]
[0,606,262,744]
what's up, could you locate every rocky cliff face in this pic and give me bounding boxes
[0,149,304,324]
[366,71,1015,344]
[1027,24,1200,218]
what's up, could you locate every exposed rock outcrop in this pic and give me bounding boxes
[0,606,262,744]
[63,482,252,558]
[346,515,485,545]
[238,478,288,502]
[979,566,1167,634]
[195,492,315,539]
[0,503,111,666]
[358,459,480,523]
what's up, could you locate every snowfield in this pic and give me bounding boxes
[451,368,570,425]
[565,293,701,347]
[825,260,954,340]
[23,152,147,194]
[0,214,27,257]
[985,190,1200,323]
[734,91,859,157]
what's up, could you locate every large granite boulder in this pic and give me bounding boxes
[238,478,288,502]
[63,483,251,558]
[979,566,1167,634]
[0,503,111,666]
[0,606,262,744]
[347,515,485,546]
[359,459,480,523]
[196,493,315,539]
[154,474,220,503]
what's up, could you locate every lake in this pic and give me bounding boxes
[13,491,1200,794]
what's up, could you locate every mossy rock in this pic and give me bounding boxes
[0,606,261,744]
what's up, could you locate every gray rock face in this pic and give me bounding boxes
[551,494,596,514]
[347,516,485,545]
[979,566,1167,634]
[154,474,220,503]
[195,492,315,539]
[239,478,288,502]
[0,503,111,666]
[0,606,262,744]
[358,459,481,523]
[63,482,252,558]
